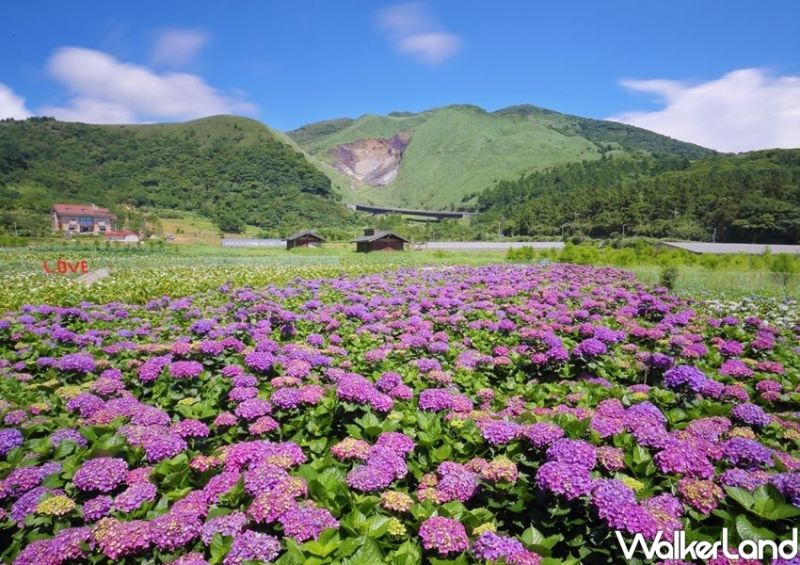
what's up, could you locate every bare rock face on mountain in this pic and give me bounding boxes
[329,133,410,187]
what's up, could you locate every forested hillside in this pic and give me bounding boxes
[475,150,800,243]
[0,116,357,235]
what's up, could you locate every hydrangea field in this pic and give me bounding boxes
[1,264,799,564]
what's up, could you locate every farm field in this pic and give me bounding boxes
[0,260,799,564]
[3,244,800,312]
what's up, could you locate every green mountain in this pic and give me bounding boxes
[287,104,714,209]
[0,115,357,236]
[474,149,800,243]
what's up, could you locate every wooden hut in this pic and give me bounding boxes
[353,228,410,252]
[285,230,325,250]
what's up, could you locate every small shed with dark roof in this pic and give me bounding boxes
[353,228,410,252]
[285,230,325,250]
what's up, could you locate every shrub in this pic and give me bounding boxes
[659,265,679,289]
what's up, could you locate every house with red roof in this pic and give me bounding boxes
[51,203,116,235]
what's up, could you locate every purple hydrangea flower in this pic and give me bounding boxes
[224,530,282,565]
[59,353,95,373]
[663,365,707,392]
[731,403,771,428]
[536,461,593,500]
[169,360,204,379]
[278,503,339,542]
[573,338,608,358]
[73,457,128,493]
[419,516,469,556]
[0,428,23,456]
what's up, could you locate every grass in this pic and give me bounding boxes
[629,266,800,298]
[288,105,712,209]
[111,115,275,147]
[292,105,602,208]
[154,210,263,245]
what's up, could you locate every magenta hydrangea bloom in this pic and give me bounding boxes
[524,422,565,448]
[82,494,113,521]
[573,338,608,358]
[546,439,597,469]
[0,428,24,456]
[93,517,152,560]
[536,461,593,500]
[173,419,210,438]
[149,509,203,551]
[731,403,771,427]
[169,360,204,379]
[723,437,774,469]
[278,502,339,542]
[73,457,128,493]
[113,482,157,513]
[224,530,282,565]
[201,511,249,545]
[419,516,469,556]
[58,352,96,373]
[244,351,274,373]
[478,419,522,446]
[472,531,537,562]
[663,365,707,392]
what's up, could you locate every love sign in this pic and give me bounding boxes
[42,259,89,275]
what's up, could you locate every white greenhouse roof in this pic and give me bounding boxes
[660,242,800,255]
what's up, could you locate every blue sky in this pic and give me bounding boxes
[2,0,799,151]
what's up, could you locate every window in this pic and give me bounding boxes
[79,216,93,233]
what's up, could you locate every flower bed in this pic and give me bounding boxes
[0,264,799,564]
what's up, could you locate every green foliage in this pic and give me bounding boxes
[475,150,800,243]
[659,266,679,289]
[0,116,358,234]
[768,253,800,286]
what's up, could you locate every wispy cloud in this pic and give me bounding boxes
[377,2,461,66]
[610,68,800,152]
[40,47,255,124]
[0,83,31,119]
[151,28,210,68]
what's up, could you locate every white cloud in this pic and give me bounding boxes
[378,2,461,66]
[0,83,31,119]
[39,47,256,124]
[610,68,800,153]
[152,28,210,68]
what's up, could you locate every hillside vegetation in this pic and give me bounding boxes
[475,149,800,243]
[288,104,714,208]
[0,115,358,236]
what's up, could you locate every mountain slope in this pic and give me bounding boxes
[0,115,357,235]
[287,104,714,209]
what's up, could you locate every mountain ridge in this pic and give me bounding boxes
[0,115,358,236]
[287,103,714,208]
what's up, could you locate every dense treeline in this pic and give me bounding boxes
[0,116,357,235]
[475,150,800,243]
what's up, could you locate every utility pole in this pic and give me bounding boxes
[622,224,627,238]
[712,227,717,243]
[13,222,18,237]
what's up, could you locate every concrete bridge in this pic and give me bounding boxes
[351,203,472,221]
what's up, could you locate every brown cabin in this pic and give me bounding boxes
[353,228,410,252]
[285,230,325,250]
